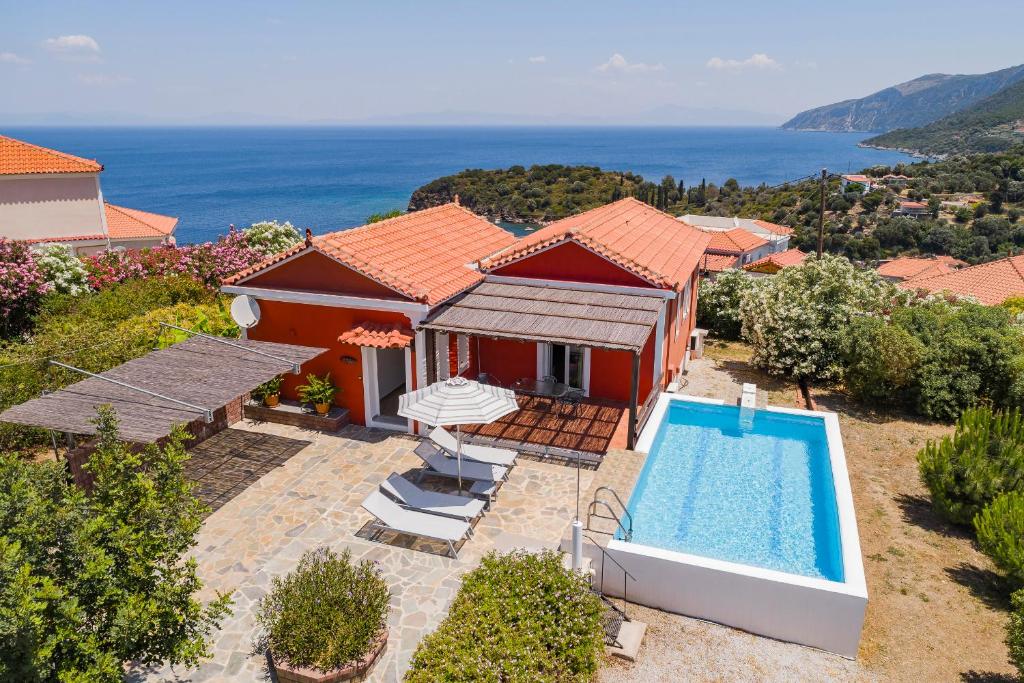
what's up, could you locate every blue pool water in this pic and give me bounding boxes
[624,401,844,582]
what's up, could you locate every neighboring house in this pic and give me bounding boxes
[899,254,1024,305]
[222,198,710,448]
[893,200,931,218]
[742,248,809,277]
[0,134,177,254]
[698,252,742,276]
[679,214,792,253]
[880,174,911,188]
[700,227,772,273]
[876,255,966,282]
[840,174,874,194]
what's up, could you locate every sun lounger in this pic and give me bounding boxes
[413,440,508,483]
[429,426,518,467]
[380,473,486,524]
[361,490,470,558]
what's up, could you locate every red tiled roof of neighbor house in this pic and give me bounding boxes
[104,203,178,239]
[877,257,959,281]
[0,134,103,175]
[751,219,793,236]
[899,254,1024,305]
[898,200,929,210]
[743,248,808,272]
[705,228,768,255]
[481,198,712,289]
[842,174,871,183]
[700,253,741,272]
[227,203,518,305]
[338,321,415,348]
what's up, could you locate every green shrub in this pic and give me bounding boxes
[974,491,1024,587]
[297,372,338,405]
[1009,589,1024,677]
[405,550,604,683]
[918,406,1024,526]
[696,269,754,340]
[842,316,924,403]
[256,547,390,672]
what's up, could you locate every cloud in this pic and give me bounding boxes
[596,53,665,74]
[705,53,780,71]
[0,51,30,65]
[527,55,547,64]
[43,34,101,61]
[77,73,132,87]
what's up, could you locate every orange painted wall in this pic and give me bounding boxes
[245,299,413,426]
[490,241,654,288]
[473,337,537,387]
[244,250,410,300]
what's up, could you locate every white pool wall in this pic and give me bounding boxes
[603,393,868,658]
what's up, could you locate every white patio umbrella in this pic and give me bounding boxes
[398,376,519,488]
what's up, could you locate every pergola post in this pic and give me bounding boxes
[627,351,640,449]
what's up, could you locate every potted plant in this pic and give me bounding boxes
[257,547,391,683]
[297,373,338,415]
[252,375,283,407]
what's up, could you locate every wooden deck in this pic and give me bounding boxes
[461,395,629,459]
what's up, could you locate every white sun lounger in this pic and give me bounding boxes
[414,441,508,484]
[380,473,486,523]
[361,490,470,558]
[429,426,518,467]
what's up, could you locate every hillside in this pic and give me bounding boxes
[782,64,1024,132]
[863,78,1024,155]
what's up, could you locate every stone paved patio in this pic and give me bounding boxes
[131,419,594,682]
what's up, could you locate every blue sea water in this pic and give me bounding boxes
[624,401,843,582]
[4,126,912,245]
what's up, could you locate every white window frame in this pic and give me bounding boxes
[436,332,450,380]
[536,342,590,396]
[456,335,470,374]
[675,280,691,339]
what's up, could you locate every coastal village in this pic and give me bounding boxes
[3,129,1024,683]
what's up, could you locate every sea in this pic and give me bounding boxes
[5,126,913,244]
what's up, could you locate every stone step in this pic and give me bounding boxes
[606,619,647,662]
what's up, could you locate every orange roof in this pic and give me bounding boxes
[0,134,103,175]
[743,248,808,272]
[899,255,1024,305]
[701,253,741,272]
[338,321,414,348]
[104,203,178,239]
[898,200,929,210]
[751,219,793,236]
[481,198,711,289]
[228,203,517,305]
[877,257,959,281]
[705,228,768,255]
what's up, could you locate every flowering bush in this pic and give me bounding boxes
[242,220,302,256]
[35,244,91,296]
[738,254,908,382]
[697,269,754,340]
[405,550,604,682]
[83,228,264,289]
[0,238,48,338]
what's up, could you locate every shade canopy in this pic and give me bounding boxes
[398,377,518,426]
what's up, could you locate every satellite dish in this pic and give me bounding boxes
[230,295,261,329]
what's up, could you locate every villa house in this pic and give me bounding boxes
[840,174,874,194]
[899,253,1024,305]
[697,227,772,276]
[222,198,710,449]
[0,134,177,254]
[893,199,931,218]
[742,248,809,276]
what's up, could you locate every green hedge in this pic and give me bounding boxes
[404,550,604,683]
[974,491,1024,587]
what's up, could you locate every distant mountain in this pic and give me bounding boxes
[863,78,1024,155]
[782,64,1024,132]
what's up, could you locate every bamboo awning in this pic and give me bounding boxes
[0,336,327,443]
[419,281,664,352]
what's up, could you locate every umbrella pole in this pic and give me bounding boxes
[457,424,463,490]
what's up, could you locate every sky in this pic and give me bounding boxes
[2,0,1023,126]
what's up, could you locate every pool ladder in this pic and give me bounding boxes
[587,486,633,541]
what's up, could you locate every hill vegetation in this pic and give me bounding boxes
[865,78,1024,155]
[782,63,1024,132]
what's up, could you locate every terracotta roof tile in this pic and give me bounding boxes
[751,219,793,236]
[0,134,103,175]
[899,254,1024,305]
[104,203,178,239]
[877,257,957,281]
[701,253,741,272]
[481,198,711,289]
[742,248,808,272]
[338,321,414,348]
[704,228,768,255]
[227,203,517,305]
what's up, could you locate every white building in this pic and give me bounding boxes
[679,214,792,253]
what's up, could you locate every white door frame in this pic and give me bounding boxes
[360,347,412,432]
[536,342,590,396]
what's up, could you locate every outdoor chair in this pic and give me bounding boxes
[380,472,486,524]
[361,490,471,558]
[413,441,508,486]
[429,426,517,467]
[558,388,586,418]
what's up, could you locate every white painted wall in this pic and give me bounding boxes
[0,175,104,240]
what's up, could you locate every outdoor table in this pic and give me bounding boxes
[510,377,570,408]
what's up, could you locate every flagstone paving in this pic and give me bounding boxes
[131,420,594,683]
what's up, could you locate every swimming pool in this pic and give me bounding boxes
[623,400,843,582]
[598,394,867,658]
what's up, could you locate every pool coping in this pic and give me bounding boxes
[625,391,868,600]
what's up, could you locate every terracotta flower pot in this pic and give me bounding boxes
[269,629,388,683]
[314,402,331,415]
[265,394,280,407]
